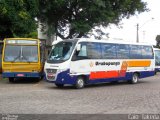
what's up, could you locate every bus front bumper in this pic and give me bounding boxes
[44,69,78,85]
[2,72,42,78]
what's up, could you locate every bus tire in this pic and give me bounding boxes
[35,76,43,82]
[129,73,139,84]
[55,84,64,88]
[155,71,157,75]
[110,81,118,84]
[75,77,85,89]
[9,77,15,83]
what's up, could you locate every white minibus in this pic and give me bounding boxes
[44,38,155,89]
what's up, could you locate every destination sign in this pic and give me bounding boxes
[6,40,38,44]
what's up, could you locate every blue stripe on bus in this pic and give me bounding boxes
[155,68,160,72]
[2,72,42,78]
[45,69,155,85]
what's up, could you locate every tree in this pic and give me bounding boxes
[0,0,38,39]
[156,35,160,47]
[38,0,147,39]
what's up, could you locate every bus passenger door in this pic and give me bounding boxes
[70,42,102,78]
[70,43,90,76]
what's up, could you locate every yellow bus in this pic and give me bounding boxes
[2,38,44,82]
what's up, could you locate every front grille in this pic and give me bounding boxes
[46,69,57,81]
[46,69,57,74]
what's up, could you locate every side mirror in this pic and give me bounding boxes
[76,44,81,51]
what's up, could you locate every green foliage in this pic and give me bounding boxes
[0,0,147,40]
[25,31,38,39]
[0,0,39,39]
[38,0,147,39]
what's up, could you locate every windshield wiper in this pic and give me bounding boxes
[12,55,30,63]
[12,52,21,62]
[21,55,31,63]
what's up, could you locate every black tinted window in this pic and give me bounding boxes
[130,45,142,59]
[87,42,101,59]
[142,46,153,59]
[101,43,117,59]
[117,44,129,59]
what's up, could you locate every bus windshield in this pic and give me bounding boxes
[4,45,38,62]
[47,41,75,63]
[155,50,160,66]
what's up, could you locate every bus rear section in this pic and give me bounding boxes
[2,38,43,83]
[154,48,160,73]
[44,38,155,89]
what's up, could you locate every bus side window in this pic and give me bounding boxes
[142,46,154,59]
[130,45,142,59]
[78,45,87,57]
[72,43,88,61]
[116,44,130,59]
[101,43,117,59]
[87,42,101,59]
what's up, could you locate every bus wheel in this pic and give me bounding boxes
[9,77,15,83]
[129,73,139,84]
[155,71,157,75]
[75,77,85,89]
[110,81,118,84]
[35,77,42,82]
[55,84,64,88]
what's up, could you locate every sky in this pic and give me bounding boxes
[105,0,160,45]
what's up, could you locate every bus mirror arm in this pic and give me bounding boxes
[76,44,81,51]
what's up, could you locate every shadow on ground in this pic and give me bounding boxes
[46,80,150,90]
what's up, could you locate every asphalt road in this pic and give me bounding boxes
[0,74,160,114]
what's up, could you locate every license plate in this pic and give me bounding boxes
[17,74,24,77]
[47,73,55,77]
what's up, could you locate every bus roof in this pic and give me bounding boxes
[4,38,39,41]
[64,38,152,46]
[4,38,40,45]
